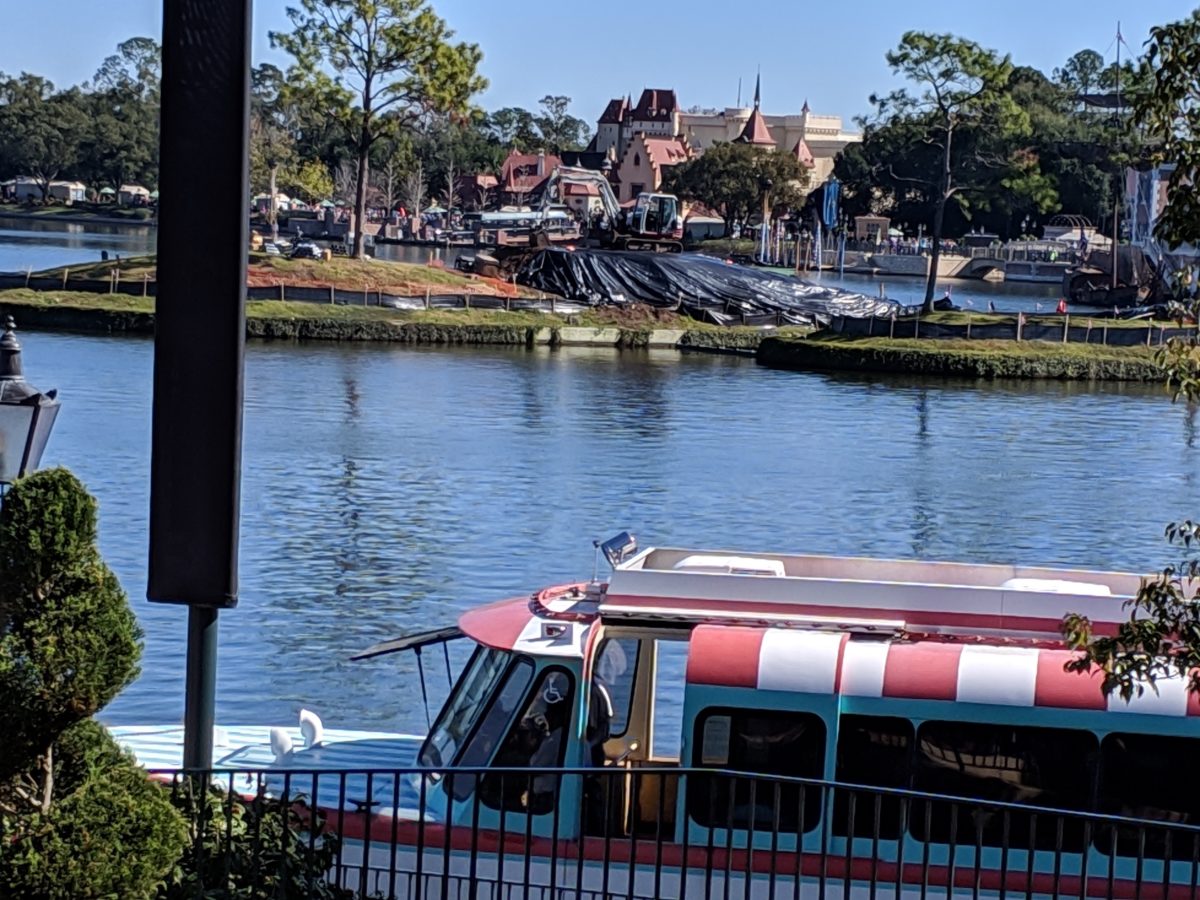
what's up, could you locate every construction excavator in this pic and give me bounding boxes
[465,166,683,279]
[539,165,684,253]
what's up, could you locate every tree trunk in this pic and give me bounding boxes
[353,133,370,259]
[268,163,279,242]
[923,125,954,312]
[40,743,53,815]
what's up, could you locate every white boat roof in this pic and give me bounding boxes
[600,547,1145,637]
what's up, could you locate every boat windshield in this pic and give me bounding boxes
[418,645,511,770]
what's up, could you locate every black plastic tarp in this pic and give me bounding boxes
[514,249,898,325]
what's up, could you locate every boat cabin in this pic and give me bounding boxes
[360,540,1200,883]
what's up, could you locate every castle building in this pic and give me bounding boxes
[592,81,860,186]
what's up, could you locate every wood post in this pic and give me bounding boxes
[1146,323,1153,347]
[62,268,68,289]
[329,284,334,304]
[424,287,430,309]
[1102,321,1108,345]
[966,312,971,340]
[143,273,149,298]
[279,282,284,302]
[1063,313,1069,344]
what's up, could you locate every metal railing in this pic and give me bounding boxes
[156,764,1200,899]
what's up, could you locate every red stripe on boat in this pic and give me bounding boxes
[686,625,763,688]
[831,633,851,694]
[1188,671,1200,716]
[1033,649,1107,710]
[882,643,962,701]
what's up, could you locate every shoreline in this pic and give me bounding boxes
[0,208,156,228]
[0,289,778,353]
[0,289,1172,381]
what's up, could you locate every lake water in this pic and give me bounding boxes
[21,329,1199,736]
[0,215,155,272]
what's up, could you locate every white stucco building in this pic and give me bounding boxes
[592,84,861,186]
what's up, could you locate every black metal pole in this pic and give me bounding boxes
[149,0,251,770]
[183,606,219,768]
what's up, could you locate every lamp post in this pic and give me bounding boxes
[0,317,60,490]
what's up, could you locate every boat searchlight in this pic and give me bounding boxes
[594,531,638,580]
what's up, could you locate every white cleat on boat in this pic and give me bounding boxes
[269,726,294,765]
[299,708,324,748]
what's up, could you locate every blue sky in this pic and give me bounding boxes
[6,1,1193,125]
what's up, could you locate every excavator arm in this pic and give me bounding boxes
[539,166,623,223]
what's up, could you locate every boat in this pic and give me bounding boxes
[111,535,1200,898]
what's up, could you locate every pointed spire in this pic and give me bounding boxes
[801,98,810,114]
[753,70,761,109]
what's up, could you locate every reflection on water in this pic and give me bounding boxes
[0,215,155,271]
[26,332,1200,733]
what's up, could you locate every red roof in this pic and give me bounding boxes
[598,97,628,125]
[631,88,678,122]
[563,182,600,196]
[737,108,775,146]
[792,138,815,168]
[641,136,690,168]
[499,149,562,193]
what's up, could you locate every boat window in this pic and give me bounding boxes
[450,657,536,791]
[833,715,914,839]
[687,708,826,833]
[418,646,513,771]
[479,668,576,815]
[911,721,1098,851]
[1097,732,1200,859]
[651,639,689,758]
[594,638,639,738]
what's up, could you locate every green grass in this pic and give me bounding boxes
[909,310,1177,330]
[801,332,1159,361]
[0,288,154,312]
[692,237,757,257]
[31,256,158,280]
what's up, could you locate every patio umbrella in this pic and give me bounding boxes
[319,200,335,208]
[149,190,159,199]
[99,187,116,196]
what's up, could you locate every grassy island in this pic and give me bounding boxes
[0,287,793,351]
[759,327,1167,382]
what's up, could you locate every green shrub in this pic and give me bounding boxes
[0,470,184,898]
[159,785,355,900]
[0,722,187,900]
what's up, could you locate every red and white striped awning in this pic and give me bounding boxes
[686,625,1200,718]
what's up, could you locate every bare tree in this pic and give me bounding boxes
[403,160,426,223]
